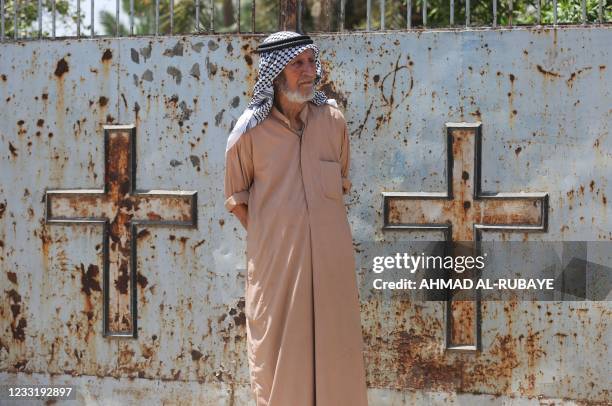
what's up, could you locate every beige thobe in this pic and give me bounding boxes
[224,101,368,406]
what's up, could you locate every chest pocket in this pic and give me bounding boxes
[319,160,343,200]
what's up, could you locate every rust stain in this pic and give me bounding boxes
[54,58,69,78]
[13,360,27,370]
[7,289,27,341]
[536,64,561,78]
[136,272,148,289]
[147,212,162,220]
[7,271,17,284]
[378,54,414,127]
[191,349,203,361]
[7,290,21,318]
[115,259,129,295]
[80,263,101,296]
[193,239,205,251]
[450,300,475,345]
[101,49,113,62]
[566,66,592,88]
[137,229,151,239]
[318,79,348,110]
[8,141,18,157]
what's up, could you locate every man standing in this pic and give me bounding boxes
[224,31,368,406]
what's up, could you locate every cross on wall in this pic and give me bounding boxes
[45,125,197,338]
[382,122,549,351]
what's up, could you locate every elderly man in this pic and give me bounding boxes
[224,31,368,406]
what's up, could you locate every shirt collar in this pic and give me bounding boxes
[270,102,310,128]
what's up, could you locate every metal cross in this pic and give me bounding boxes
[45,125,197,338]
[382,122,548,351]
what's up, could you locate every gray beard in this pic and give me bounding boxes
[278,82,315,103]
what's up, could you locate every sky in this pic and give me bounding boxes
[38,0,132,37]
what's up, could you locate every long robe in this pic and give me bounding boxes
[224,101,368,406]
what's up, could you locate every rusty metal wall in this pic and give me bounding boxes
[0,27,610,404]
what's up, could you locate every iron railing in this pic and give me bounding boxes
[0,0,610,41]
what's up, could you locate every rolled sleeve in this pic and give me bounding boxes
[224,190,250,212]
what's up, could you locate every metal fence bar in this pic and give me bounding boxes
[38,0,43,38]
[52,0,55,38]
[170,0,174,34]
[14,0,18,39]
[251,0,256,33]
[407,0,411,28]
[77,0,81,36]
[155,0,159,35]
[130,0,134,35]
[210,0,213,31]
[91,0,94,37]
[0,0,609,42]
[196,0,200,31]
[279,0,298,31]
[1,0,4,41]
[508,0,513,26]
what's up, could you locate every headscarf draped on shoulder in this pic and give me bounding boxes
[225,31,337,152]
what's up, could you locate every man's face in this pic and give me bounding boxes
[275,49,317,103]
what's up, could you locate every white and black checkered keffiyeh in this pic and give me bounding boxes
[226,31,337,152]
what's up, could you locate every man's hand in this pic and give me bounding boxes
[231,204,248,230]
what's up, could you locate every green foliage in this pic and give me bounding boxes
[2,0,76,37]
[98,0,278,35]
[342,0,610,29]
[539,0,611,24]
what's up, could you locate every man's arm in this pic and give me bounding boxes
[231,204,248,230]
[224,132,253,230]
